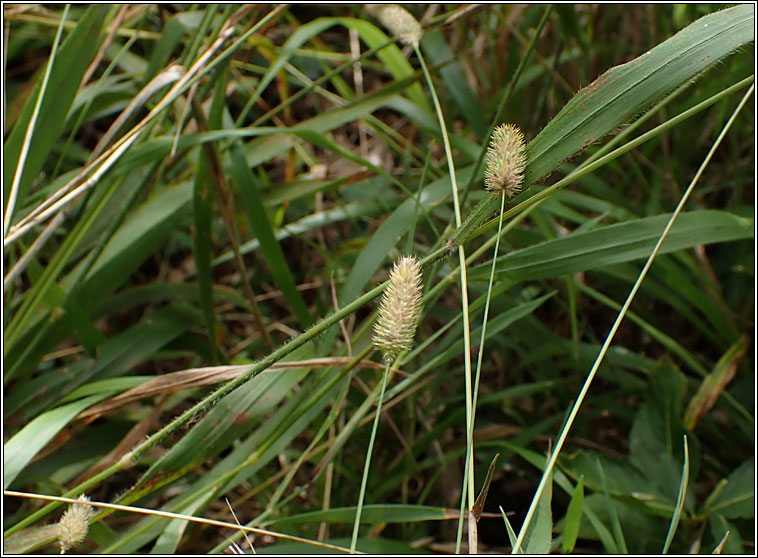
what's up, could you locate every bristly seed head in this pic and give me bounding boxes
[57,495,94,554]
[373,256,423,362]
[484,123,526,197]
[372,5,422,47]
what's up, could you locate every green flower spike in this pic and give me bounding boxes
[373,5,422,47]
[484,123,527,197]
[57,495,94,554]
[373,256,423,362]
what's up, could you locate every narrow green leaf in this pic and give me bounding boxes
[81,182,192,301]
[472,210,753,281]
[4,172,127,355]
[256,536,428,555]
[684,335,748,430]
[236,17,429,126]
[501,506,518,550]
[662,436,690,554]
[230,142,313,327]
[192,64,230,364]
[525,461,553,554]
[269,504,460,526]
[3,5,109,213]
[562,476,584,554]
[150,493,212,555]
[145,12,202,80]
[192,149,219,361]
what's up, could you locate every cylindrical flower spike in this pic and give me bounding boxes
[373,256,423,362]
[371,5,422,47]
[484,123,527,197]
[57,495,94,554]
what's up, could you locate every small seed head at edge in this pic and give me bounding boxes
[372,4,422,47]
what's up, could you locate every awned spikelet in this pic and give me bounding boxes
[57,495,94,554]
[373,256,423,362]
[372,5,422,47]
[484,123,527,197]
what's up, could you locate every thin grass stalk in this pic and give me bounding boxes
[662,436,690,554]
[455,192,507,552]
[350,361,391,553]
[3,491,356,554]
[3,4,69,237]
[414,45,477,538]
[512,82,754,554]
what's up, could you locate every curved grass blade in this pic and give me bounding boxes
[470,210,753,281]
[662,436,690,553]
[523,4,754,186]
[4,394,105,489]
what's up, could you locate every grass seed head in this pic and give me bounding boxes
[484,123,526,196]
[373,5,422,47]
[57,495,94,554]
[373,256,423,362]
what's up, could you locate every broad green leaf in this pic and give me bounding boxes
[100,351,340,553]
[709,513,744,554]
[5,304,202,420]
[81,182,192,299]
[706,459,755,519]
[4,394,104,489]
[135,346,312,487]
[60,376,153,403]
[4,172,130,357]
